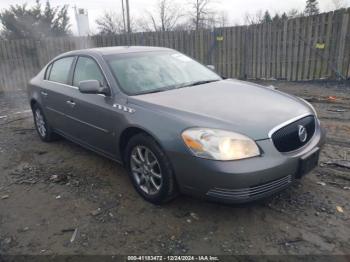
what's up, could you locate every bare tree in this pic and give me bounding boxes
[203,10,229,28]
[135,17,154,32]
[244,10,263,25]
[172,21,193,31]
[189,0,217,30]
[288,8,303,18]
[95,11,125,35]
[332,0,347,9]
[146,0,183,32]
[215,11,229,28]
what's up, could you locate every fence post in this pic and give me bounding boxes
[337,12,349,79]
[243,26,249,79]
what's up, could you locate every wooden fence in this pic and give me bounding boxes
[0,9,350,92]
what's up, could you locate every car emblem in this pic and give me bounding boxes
[113,103,135,113]
[298,125,307,142]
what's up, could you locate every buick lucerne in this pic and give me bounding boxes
[28,46,326,204]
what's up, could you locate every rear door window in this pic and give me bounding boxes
[48,57,75,84]
[73,56,105,87]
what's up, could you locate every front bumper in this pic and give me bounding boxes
[169,124,326,204]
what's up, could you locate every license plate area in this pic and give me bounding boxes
[296,147,320,178]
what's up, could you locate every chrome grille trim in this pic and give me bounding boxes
[271,116,316,152]
[207,175,292,200]
[268,113,312,138]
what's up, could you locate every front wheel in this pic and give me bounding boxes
[125,133,178,204]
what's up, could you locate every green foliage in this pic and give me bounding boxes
[0,0,70,40]
[281,12,288,21]
[304,0,320,16]
[262,11,272,23]
[272,14,280,23]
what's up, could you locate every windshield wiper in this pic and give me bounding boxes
[136,86,175,95]
[179,79,220,88]
[135,79,220,95]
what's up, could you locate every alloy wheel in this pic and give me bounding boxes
[130,145,163,195]
[35,109,46,137]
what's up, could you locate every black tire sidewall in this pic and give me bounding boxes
[125,134,177,204]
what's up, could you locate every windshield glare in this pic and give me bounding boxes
[106,51,221,95]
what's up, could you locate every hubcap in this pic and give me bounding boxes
[130,146,162,195]
[35,109,46,137]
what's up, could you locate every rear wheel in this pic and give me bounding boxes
[32,104,59,142]
[125,133,178,204]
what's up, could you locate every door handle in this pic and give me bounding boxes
[41,91,48,97]
[66,100,76,107]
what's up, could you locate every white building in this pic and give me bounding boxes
[74,7,90,36]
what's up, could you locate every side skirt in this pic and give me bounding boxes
[53,128,124,166]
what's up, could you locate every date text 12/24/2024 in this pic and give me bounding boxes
[127,255,220,261]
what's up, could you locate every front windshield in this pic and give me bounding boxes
[105,51,221,95]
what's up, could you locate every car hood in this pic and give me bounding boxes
[129,79,312,140]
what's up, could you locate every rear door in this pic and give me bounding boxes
[42,56,76,134]
[65,56,119,156]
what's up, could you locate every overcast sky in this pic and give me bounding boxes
[1,0,349,34]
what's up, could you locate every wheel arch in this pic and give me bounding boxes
[119,126,165,163]
[30,98,38,109]
[119,125,180,201]
[29,89,43,111]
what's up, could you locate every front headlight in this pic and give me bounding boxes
[181,128,260,161]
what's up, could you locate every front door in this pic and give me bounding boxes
[64,56,120,156]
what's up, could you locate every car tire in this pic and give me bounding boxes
[32,104,59,142]
[125,133,178,204]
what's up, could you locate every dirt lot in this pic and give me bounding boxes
[0,81,349,256]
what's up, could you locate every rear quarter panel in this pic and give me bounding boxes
[28,70,46,109]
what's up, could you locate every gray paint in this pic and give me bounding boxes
[28,46,326,203]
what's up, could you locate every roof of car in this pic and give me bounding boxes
[65,46,173,56]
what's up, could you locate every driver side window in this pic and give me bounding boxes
[73,56,105,87]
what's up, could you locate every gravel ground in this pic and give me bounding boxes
[0,81,349,256]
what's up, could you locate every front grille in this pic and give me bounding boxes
[271,115,316,152]
[207,175,292,201]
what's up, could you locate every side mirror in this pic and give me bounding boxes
[78,80,110,96]
[207,65,215,71]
